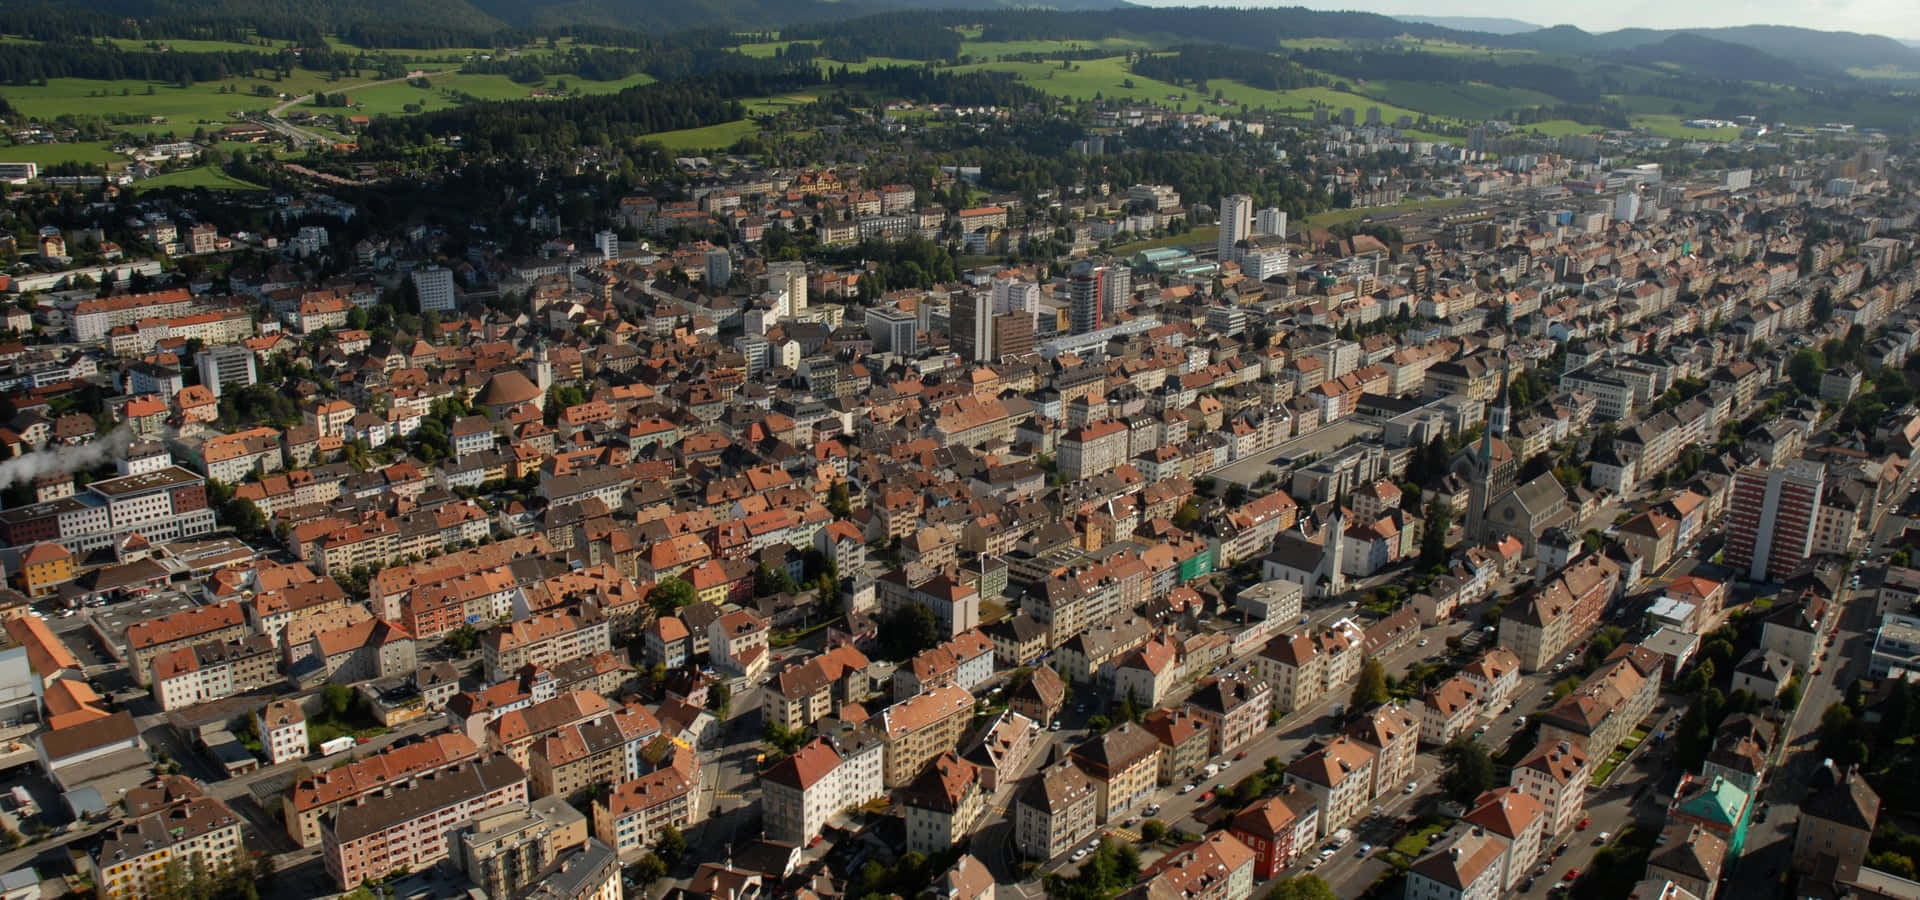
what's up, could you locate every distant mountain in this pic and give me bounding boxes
[1393,15,1538,35]
[1498,23,1920,73]
[1621,33,1810,84]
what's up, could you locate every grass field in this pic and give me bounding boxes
[0,141,125,167]
[1359,80,1558,121]
[644,119,760,152]
[132,166,265,192]
[1851,65,1920,80]
[1109,225,1219,257]
[1,71,345,131]
[344,72,654,116]
[1297,196,1475,231]
[1632,115,1741,140]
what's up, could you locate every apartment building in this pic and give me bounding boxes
[1405,827,1507,900]
[484,610,612,683]
[284,732,484,847]
[1498,554,1619,672]
[709,609,770,682]
[1458,647,1522,710]
[1256,632,1324,713]
[527,702,663,803]
[1725,460,1825,583]
[1136,831,1257,900]
[1184,676,1273,755]
[1463,788,1546,892]
[487,691,614,768]
[1229,786,1321,878]
[1060,421,1131,480]
[959,709,1040,793]
[763,728,887,846]
[1345,702,1420,800]
[893,629,996,700]
[772,644,871,730]
[902,753,985,854]
[1537,646,1661,766]
[1793,762,1880,883]
[454,796,589,899]
[124,601,248,687]
[1418,675,1483,746]
[322,754,529,890]
[1069,721,1162,824]
[1143,707,1213,786]
[1509,740,1589,840]
[256,699,307,766]
[591,755,700,862]
[91,777,246,900]
[1014,760,1100,861]
[1283,736,1377,837]
[149,634,278,710]
[878,685,975,788]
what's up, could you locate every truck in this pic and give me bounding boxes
[318,736,356,758]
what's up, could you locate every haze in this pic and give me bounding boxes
[1126,0,1914,40]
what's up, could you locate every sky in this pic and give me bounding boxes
[1124,0,1914,40]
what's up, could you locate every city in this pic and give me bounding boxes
[0,4,1912,900]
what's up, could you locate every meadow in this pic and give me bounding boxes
[131,166,265,192]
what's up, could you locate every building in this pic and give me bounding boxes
[952,290,992,363]
[878,685,976,788]
[16,543,73,597]
[1345,702,1420,801]
[194,345,257,398]
[1510,740,1588,840]
[412,266,456,313]
[1068,270,1106,334]
[901,753,985,854]
[1060,421,1132,481]
[455,796,590,898]
[1228,786,1321,878]
[1537,647,1661,774]
[1069,721,1162,824]
[1136,831,1257,900]
[867,307,918,355]
[1667,773,1753,857]
[1724,460,1825,583]
[90,778,245,900]
[1498,554,1618,672]
[1646,823,1727,900]
[762,728,885,846]
[1143,707,1213,786]
[1219,194,1253,262]
[255,699,307,766]
[591,756,700,862]
[1014,760,1099,861]
[1462,788,1545,892]
[1404,827,1507,900]
[1283,736,1376,836]
[1185,676,1273,756]
[283,732,484,847]
[1793,761,1880,883]
[322,754,529,890]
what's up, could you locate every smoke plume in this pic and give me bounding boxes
[0,427,134,492]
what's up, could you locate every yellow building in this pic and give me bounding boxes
[18,542,73,598]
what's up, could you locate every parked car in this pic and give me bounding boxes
[1576,817,1590,831]
[1595,832,1610,844]
[1404,781,1417,794]
[1071,848,1089,862]
[1563,869,1580,882]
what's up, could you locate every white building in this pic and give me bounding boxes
[411,266,456,313]
[762,734,884,846]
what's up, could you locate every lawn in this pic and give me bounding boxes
[345,72,655,117]
[1391,823,1446,857]
[0,141,125,167]
[0,71,344,133]
[743,93,817,115]
[132,166,265,192]
[1108,225,1219,257]
[1631,114,1741,141]
[644,119,760,152]
[1359,80,1560,121]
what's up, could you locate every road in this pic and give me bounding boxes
[259,69,453,146]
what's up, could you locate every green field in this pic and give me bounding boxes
[132,166,265,192]
[1,71,346,132]
[1632,115,1741,140]
[645,119,760,152]
[108,36,278,54]
[344,72,654,116]
[1851,65,1920,80]
[0,141,125,167]
[1296,196,1475,232]
[961,36,1154,59]
[1358,80,1558,121]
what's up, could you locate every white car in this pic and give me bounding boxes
[1180,783,1196,794]
[1071,848,1089,862]
[1417,638,1428,647]
[1404,781,1418,794]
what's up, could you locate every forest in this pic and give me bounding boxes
[1130,45,1324,92]
[782,15,965,63]
[1288,48,1609,105]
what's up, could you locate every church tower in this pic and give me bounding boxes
[1466,356,1513,544]
[531,341,553,396]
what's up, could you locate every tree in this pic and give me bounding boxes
[1442,736,1495,804]
[1141,819,1167,843]
[222,497,267,539]
[1418,501,1453,570]
[1265,875,1340,900]
[321,682,353,718]
[880,602,941,661]
[442,625,480,655]
[1350,657,1388,711]
[655,825,687,868]
[647,577,696,616]
[708,682,732,718]
[634,852,668,884]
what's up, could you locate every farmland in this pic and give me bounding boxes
[130,166,265,192]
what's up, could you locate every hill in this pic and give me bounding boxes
[1394,15,1538,35]
[1499,22,1920,74]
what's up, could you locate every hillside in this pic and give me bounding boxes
[1393,15,1539,35]
[1499,22,1920,73]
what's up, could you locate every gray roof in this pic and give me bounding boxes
[329,754,525,842]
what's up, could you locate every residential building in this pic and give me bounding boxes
[1404,827,1507,900]
[1229,786,1321,878]
[1646,823,1727,900]
[1792,761,1880,883]
[90,778,246,900]
[1510,740,1589,840]
[1070,721,1162,824]
[1185,676,1272,756]
[1283,736,1376,837]
[1136,831,1257,900]
[284,732,483,847]
[763,726,886,847]
[878,685,975,788]
[1014,760,1099,861]
[322,754,529,890]
[1724,460,1825,583]
[1463,788,1546,892]
[256,699,307,766]
[591,754,700,863]
[901,753,985,854]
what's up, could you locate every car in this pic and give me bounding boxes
[1371,805,1383,817]
[1576,817,1590,831]
[1563,869,1580,882]
[1418,638,1428,647]
[1357,843,1372,858]
[1595,832,1610,844]
[1145,804,1162,816]
[1214,783,1227,793]
[1522,876,1537,892]
[808,834,823,848]
[1198,791,1213,803]
[1473,727,1486,739]
[1071,849,1089,862]
[1124,817,1140,828]
[1814,666,1823,675]
[1181,783,1196,794]
[1076,703,1087,712]
[1234,750,1248,761]
[1404,781,1417,794]
[1555,843,1570,857]
[1051,719,1062,731]
[1534,864,1550,877]
[1515,715,1527,726]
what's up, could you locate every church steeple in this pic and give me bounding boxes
[1489,354,1514,439]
